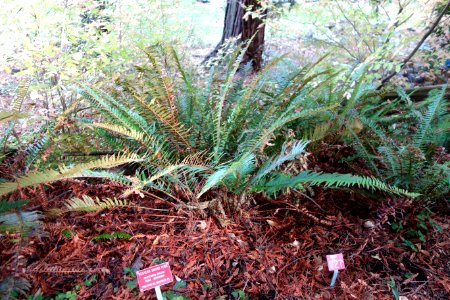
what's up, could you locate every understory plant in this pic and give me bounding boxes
[66,44,418,201]
[346,85,449,201]
[0,45,420,209]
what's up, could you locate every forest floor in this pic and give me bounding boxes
[1,146,450,300]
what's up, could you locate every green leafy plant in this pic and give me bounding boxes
[399,208,443,252]
[92,231,132,241]
[1,80,30,152]
[231,289,248,300]
[62,229,76,240]
[74,45,417,204]
[121,266,138,290]
[347,86,449,201]
[388,277,400,300]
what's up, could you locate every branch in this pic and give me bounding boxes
[378,0,450,88]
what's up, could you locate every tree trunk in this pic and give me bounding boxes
[208,0,266,71]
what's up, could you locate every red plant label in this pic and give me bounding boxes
[326,253,345,271]
[136,262,173,292]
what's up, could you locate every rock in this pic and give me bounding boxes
[363,220,375,229]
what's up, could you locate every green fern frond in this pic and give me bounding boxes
[0,200,28,213]
[65,195,130,212]
[88,122,169,161]
[347,129,381,177]
[0,111,29,124]
[123,164,191,197]
[198,153,256,198]
[11,80,29,112]
[413,85,447,149]
[250,140,309,185]
[25,134,49,168]
[1,80,30,148]
[213,45,249,160]
[242,104,338,154]
[357,116,398,176]
[0,154,142,196]
[92,231,132,241]
[261,171,420,198]
[0,277,32,300]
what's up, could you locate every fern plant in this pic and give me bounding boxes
[71,44,418,201]
[92,232,132,241]
[346,86,449,200]
[1,80,29,151]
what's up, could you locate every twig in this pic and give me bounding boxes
[334,0,373,53]
[378,0,450,88]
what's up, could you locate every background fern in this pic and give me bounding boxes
[345,86,449,200]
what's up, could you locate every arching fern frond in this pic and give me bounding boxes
[64,195,130,212]
[0,154,142,196]
[241,104,338,154]
[132,95,192,150]
[413,85,448,149]
[250,140,309,185]
[88,122,169,162]
[198,153,256,198]
[259,171,420,198]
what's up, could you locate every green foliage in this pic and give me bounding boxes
[347,86,449,200]
[64,195,130,213]
[0,200,43,238]
[0,200,28,213]
[253,170,419,198]
[0,153,141,197]
[163,290,190,300]
[394,208,443,252]
[388,277,400,300]
[92,231,132,241]
[74,45,416,201]
[62,229,76,240]
[231,289,248,300]
[121,266,138,291]
[1,80,30,150]
[0,277,32,300]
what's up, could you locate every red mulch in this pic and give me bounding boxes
[1,175,450,300]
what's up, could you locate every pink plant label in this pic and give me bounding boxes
[326,253,345,271]
[136,262,173,292]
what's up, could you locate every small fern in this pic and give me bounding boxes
[92,231,132,241]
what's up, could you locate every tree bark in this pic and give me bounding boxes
[207,0,266,71]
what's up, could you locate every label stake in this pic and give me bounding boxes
[326,253,345,288]
[330,269,339,287]
[155,286,163,300]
